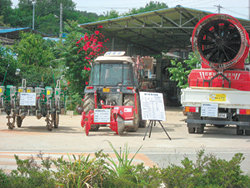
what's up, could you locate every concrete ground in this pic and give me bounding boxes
[0,107,250,174]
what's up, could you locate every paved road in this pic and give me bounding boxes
[0,107,250,174]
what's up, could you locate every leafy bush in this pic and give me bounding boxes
[0,45,20,86]
[8,155,55,188]
[0,169,11,188]
[161,150,250,188]
[168,53,200,89]
[0,148,249,188]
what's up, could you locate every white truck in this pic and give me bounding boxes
[181,13,250,135]
[181,87,250,135]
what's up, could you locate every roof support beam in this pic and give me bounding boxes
[153,11,191,35]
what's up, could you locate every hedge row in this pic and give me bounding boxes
[0,143,249,188]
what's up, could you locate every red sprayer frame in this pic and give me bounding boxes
[190,14,250,91]
[81,90,138,135]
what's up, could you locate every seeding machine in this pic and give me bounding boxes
[0,79,65,131]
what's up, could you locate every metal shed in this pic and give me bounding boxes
[80,6,250,56]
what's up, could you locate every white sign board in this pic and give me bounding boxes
[201,103,218,117]
[139,92,166,121]
[94,109,111,123]
[20,93,36,106]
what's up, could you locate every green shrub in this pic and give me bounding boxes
[51,151,111,187]
[8,155,55,188]
[0,148,249,188]
[0,169,11,188]
[161,150,250,188]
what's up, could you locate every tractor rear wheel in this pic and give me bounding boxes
[117,116,125,135]
[83,93,99,131]
[124,95,139,132]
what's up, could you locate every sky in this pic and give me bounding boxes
[11,0,250,20]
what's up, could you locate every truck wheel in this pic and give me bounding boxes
[124,95,139,132]
[236,126,243,135]
[245,130,250,136]
[188,126,195,133]
[83,93,99,131]
[16,116,23,128]
[196,124,205,134]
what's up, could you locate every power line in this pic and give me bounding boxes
[223,7,248,18]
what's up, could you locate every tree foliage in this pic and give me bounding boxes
[13,32,56,87]
[14,32,55,67]
[0,1,169,35]
[125,1,168,15]
[0,0,171,108]
[168,53,201,89]
[0,0,12,26]
[0,45,19,86]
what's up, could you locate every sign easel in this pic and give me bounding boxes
[139,92,171,140]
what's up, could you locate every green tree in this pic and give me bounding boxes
[126,1,168,15]
[0,0,12,25]
[0,15,4,26]
[98,10,119,20]
[0,45,20,86]
[14,32,56,86]
[168,53,200,89]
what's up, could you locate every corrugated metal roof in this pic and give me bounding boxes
[80,6,250,55]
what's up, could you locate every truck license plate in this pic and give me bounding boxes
[103,88,110,92]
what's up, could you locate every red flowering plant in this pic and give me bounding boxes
[76,25,109,87]
[59,21,109,110]
[62,22,108,97]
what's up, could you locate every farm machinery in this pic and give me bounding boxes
[81,51,146,135]
[181,14,250,135]
[0,79,65,131]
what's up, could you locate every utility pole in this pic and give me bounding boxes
[215,4,222,13]
[32,1,35,30]
[60,3,63,38]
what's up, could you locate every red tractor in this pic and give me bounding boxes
[81,51,146,135]
[181,14,250,135]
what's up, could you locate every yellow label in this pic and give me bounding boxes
[209,94,226,101]
[18,89,23,92]
[47,90,51,95]
[0,88,2,93]
[27,89,31,93]
[103,88,110,93]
